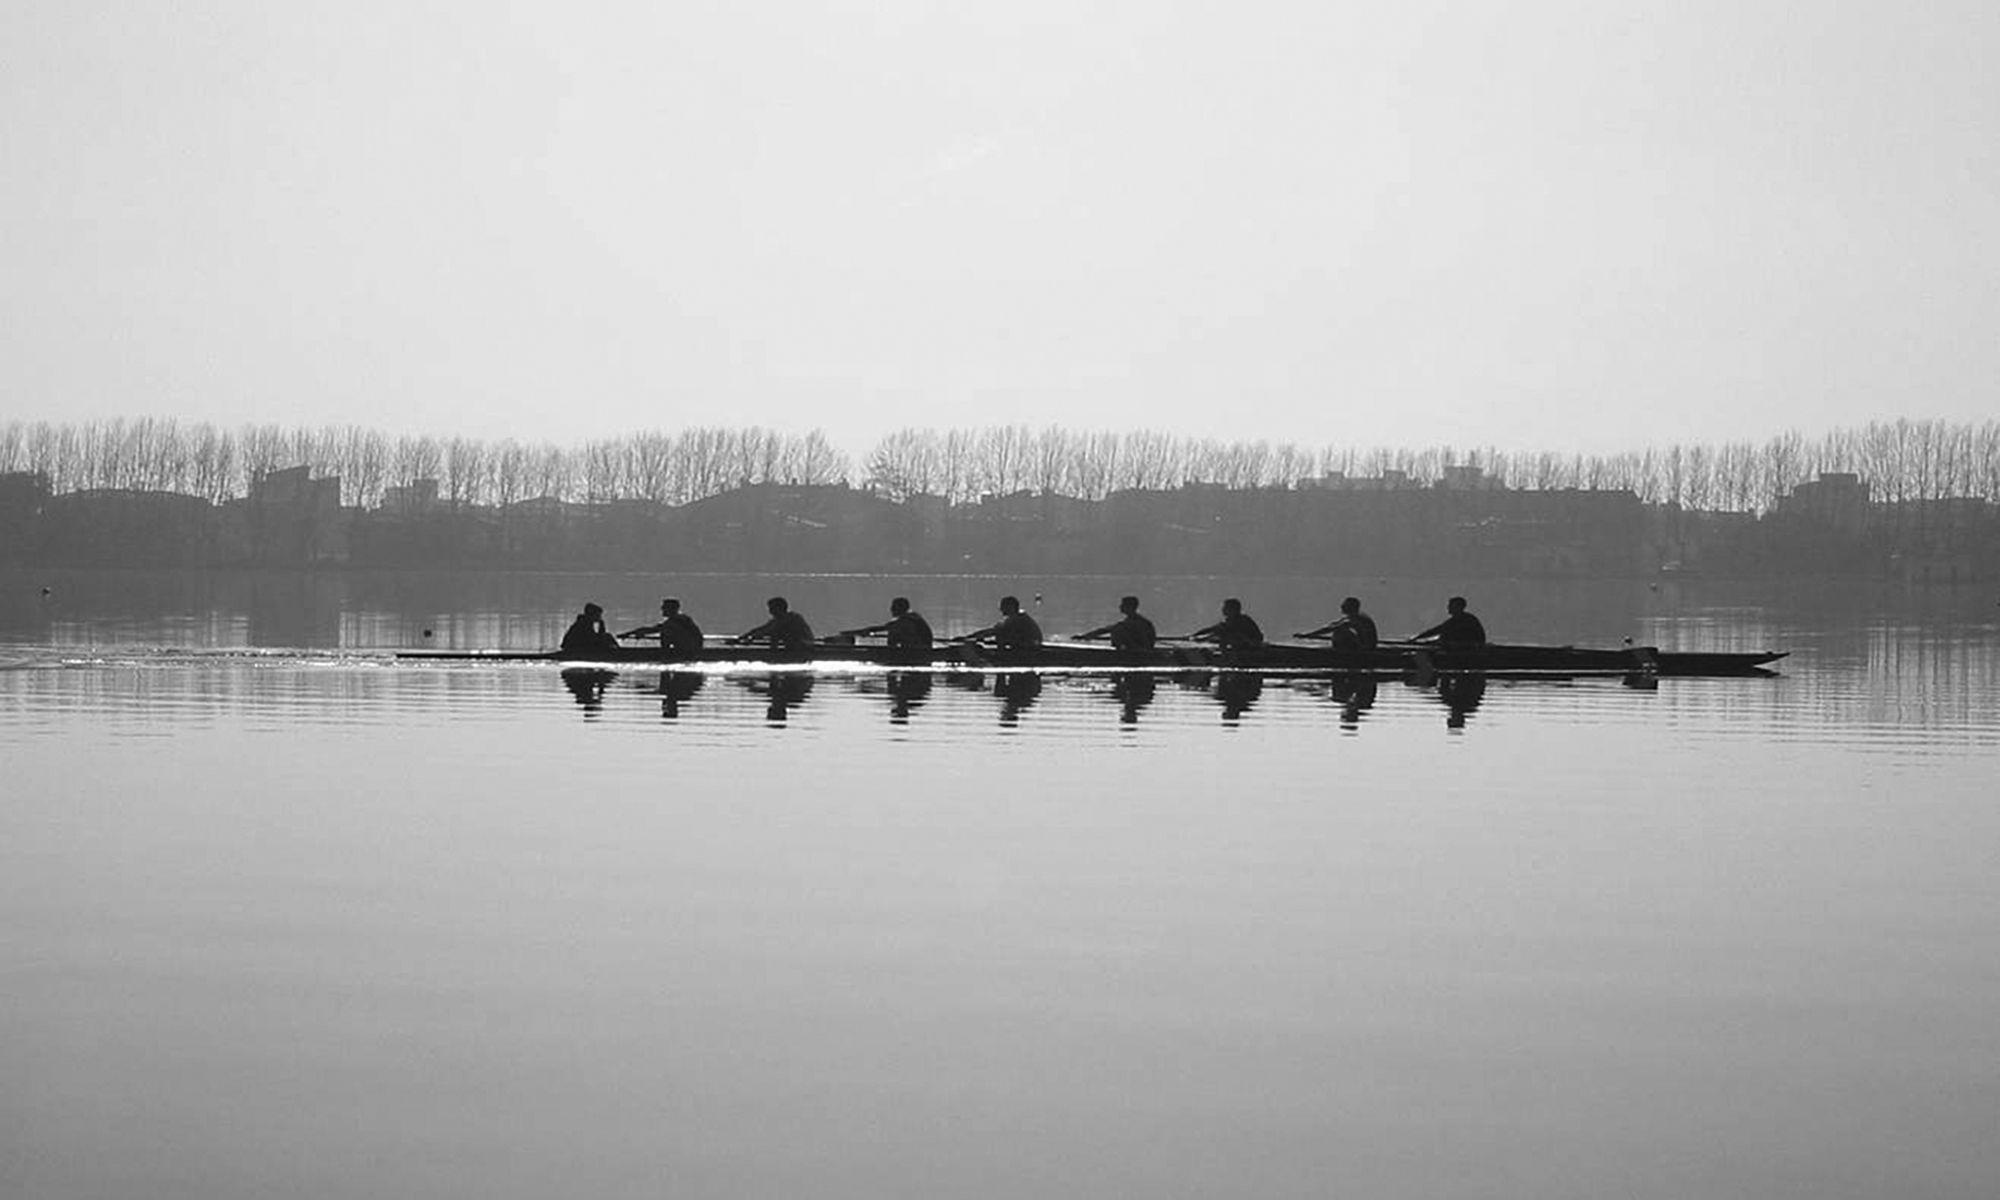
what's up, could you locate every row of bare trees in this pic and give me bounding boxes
[0,420,849,509]
[863,420,2000,512]
[4,417,1995,514]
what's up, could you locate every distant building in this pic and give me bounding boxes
[39,488,215,565]
[381,478,441,515]
[1439,464,1504,491]
[241,466,345,563]
[1775,472,1870,532]
[0,471,52,563]
[1300,468,1413,492]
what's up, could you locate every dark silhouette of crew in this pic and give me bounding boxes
[1300,596,1378,651]
[1411,596,1488,646]
[962,595,1044,650]
[1189,598,1265,650]
[732,596,816,649]
[621,597,704,656]
[842,597,934,650]
[560,603,620,656]
[1076,595,1158,650]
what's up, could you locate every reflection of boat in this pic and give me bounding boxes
[402,640,1788,676]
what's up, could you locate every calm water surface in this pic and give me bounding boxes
[3,571,1998,1199]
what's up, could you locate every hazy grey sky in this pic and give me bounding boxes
[4,1,1995,461]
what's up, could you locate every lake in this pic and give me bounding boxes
[4,570,1998,1199]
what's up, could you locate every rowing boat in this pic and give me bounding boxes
[397,640,1787,676]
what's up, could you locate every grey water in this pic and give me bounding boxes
[3,570,1998,1200]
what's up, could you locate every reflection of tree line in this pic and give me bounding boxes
[558,669,1498,730]
[7,416,1997,512]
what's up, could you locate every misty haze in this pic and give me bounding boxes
[5,3,1999,1198]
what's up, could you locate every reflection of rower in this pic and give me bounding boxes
[1109,671,1158,726]
[740,672,814,723]
[560,667,613,716]
[993,671,1043,725]
[655,671,705,720]
[1214,672,1263,722]
[1329,673,1379,730]
[885,670,933,724]
[732,597,816,650]
[1438,673,1487,729]
[1076,596,1158,650]
[1187,598,1265,650]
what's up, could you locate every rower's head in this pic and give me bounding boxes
[767,597,789,615]
[1222,598,1242,617]
[583,602,603,617]
[999,595,1021,615]
[1119,595,1140,614]
[661,597,681,614]
[889,597,910,616]
[1340,596,1361,615]
[1447,596,1467,614]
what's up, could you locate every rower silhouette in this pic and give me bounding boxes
[561,603,620,657]
[1411,596,1488,647]
[622,597,704,656]
[1076,596,1158,651]
[1300,596,1378,651]
[733,597,815,650]
[1189,598,1265,650]
[961,596,1044,651]
[843,597,935,652]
